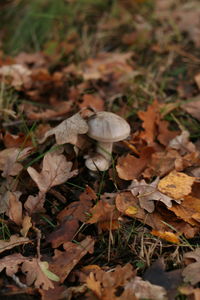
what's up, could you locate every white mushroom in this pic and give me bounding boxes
[85,154,110,172]
[86,111,130,171]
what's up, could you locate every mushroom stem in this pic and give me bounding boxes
[96,142,113,162]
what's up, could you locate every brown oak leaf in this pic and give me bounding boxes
[116,147,154,180]
[0,235,30,254]
[0,253,27,276]
[22,258,58,290]
[39,113,88,145]
[50,236,95,283]
[27,151,78,194]
[183,248,200,285]
[129,178,177,213]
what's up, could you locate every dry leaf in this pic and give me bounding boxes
[7,191,22,225]
[138,100,178,145]
[158,171,195,200]
[138,100,158,144]
[157,119,178,146]
[25,101,73,120]
[24,192,46,214]
[151,230,180,244]
[181,96,200,121]
[169,195,200,226]
[195,73,200,90]
[129,178,176,213]
[87,194,120,230]
[86,264,136,300]
[3,132,33,148]
[22,258,56,290]
[116,191,139,217]
[27,151,78,194]
[0,235,30,254]
[46,217,79,248]
[143,149,181,178]
[86,272,102,298]
[125,276,167,300]
[183,248,200,285]
[168,130,196,154]
[57,185,96,223]
[39,113,88,145]
[0,253,27,277]
[179,286,200,300]
[79,94,104,111]
[116,147,154,180]
[20,216,32,237]
[50,236,95,283]
[0,147,32,177]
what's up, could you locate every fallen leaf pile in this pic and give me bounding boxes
[1,0,200,299]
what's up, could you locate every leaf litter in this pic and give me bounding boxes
[1,1,200,299]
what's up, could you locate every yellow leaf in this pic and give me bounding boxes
[125,206,138,216]
[158,171,195,200]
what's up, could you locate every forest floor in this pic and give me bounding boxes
[0,1,200,299]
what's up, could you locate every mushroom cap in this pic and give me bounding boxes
[85,154,110,171]
[87,111,131,142]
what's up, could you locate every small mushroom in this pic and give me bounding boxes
[86,111,130,171]
[85,154,110,172]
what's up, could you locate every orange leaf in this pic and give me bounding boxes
[151,230,180,244]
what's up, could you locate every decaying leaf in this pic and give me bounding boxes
[20,215,32,237]
[0,235,30,254]
[168,130,196,154]
[79,94,104,111]
[46,217,79,248]
[50,236,95,283]
[183,248,200,285]
[57,185,96,223]
[116,147,154,180]
[7,191,22,225]
[27,151,78,194]
[169,195,200,226]
[87,193,120,230]
[158,171,195,200]
[86,263,136,300]
[138,100,158,144]
[151,230,180,244]
[179,286,200,300]
[181,97,200,122]
[22,258,58,290]
[24,192,46,214]
[116,191,139,217]
[0,253,27,277]
[24,101,73,120]
[126,276,167,300]
[129,178,177,213]
[86,263,167,300]
[143,149,181,178]
[137,99,179,147]
[39,112,88,145]
[0,147,32,177]
[0,190,22,224]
